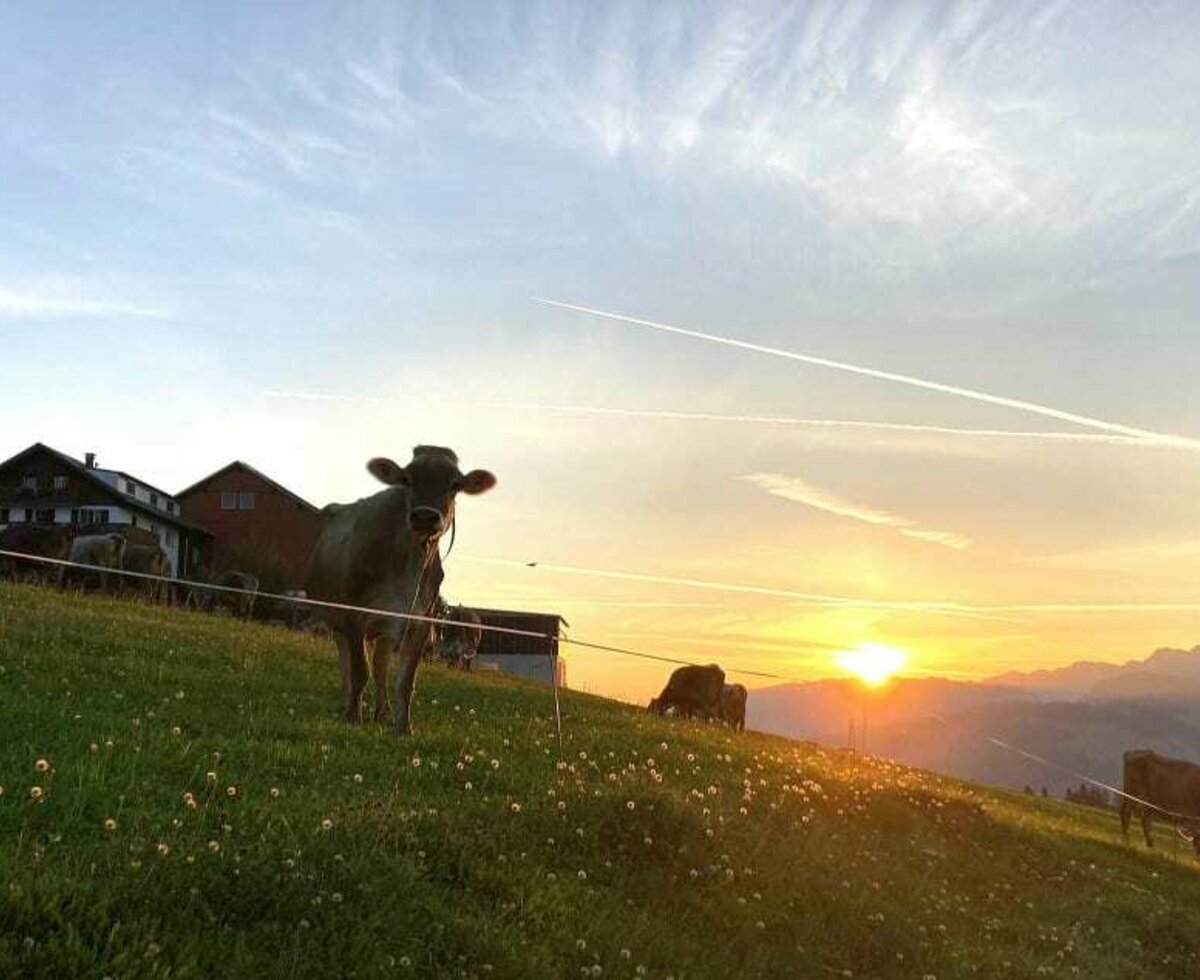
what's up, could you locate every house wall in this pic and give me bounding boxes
[178,468,321,586]
[475,654,566,687]
[94,469,180,518]
[0,450,189,574]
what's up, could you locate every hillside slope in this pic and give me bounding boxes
[2,583,1199,979]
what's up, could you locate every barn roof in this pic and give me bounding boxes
[176,460,320,513]
[468,607,570,630]
[0,442,213,537]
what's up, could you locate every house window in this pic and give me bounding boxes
[220,492,238,510]
[150,492,158,507]
[238,492,255,510]
[20,474,37,491]
[124,480,136,495]
[166,501,176,515]
[53,475,68,490]
[34,508,55,524]
[164,528,176,547]
[23,509,32,522]
[77,508,109,526]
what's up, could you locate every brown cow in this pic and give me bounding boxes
[182,569,259,618]
[122,543,171,603]
[649,664,725,721]
[66,533,126,592]
[434,602,483,671]
[304,446,496,733]
[213,571,260,619]
[720,683,748,732]
[0,524,71,585]
[1120,749,1200,856]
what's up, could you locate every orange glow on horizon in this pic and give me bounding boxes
[836,643,907,687]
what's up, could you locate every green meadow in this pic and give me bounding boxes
[2,581,1199,979]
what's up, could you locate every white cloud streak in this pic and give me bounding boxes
[533,298,1200,451]
[459,555,1013,622]
[462,555,1200,617]
[264,391,1173,449]
[740,472,973,550]
[0,285,163,319]
[479,401,1165,447]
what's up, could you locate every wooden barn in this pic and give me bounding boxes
[0,442,212,575]
[176,461,322,588]
[470,607,568,687]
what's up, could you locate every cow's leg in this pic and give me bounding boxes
[336,628,368,724]
[1142,809,1155,848]
[371,635,393,723]
[392,636,424,737]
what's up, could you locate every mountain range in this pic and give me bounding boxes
[747,645,1200,798]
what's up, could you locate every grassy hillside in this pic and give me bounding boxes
[2,583,1199,979]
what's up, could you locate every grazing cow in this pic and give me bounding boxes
[304,446,496,733]
[0,525,71,585]
[720,683,748,732]
[212,571,260,619]
[1120,749,1200,855]
[121,543,171,603]
[435,602,483,671]
[67,533,126,591]
[649,664,726,721]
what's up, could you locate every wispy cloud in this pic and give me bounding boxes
[0,284,163,319]
[1026,540,1200,571]
[264,391,1176,450]
[474,401,1166,448]
[208,107,356,183]
[740,472,973,550]
[459,555,1003,620]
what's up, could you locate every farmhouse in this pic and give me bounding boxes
[177,461,322,588]
[0,442,212,575]
[470,607,568,687]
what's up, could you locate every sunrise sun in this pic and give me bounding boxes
[836,643,907,687]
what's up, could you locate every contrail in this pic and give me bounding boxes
[533,298,1200,451]
[461,555,1200,616]
[988,602,1200,612]
[482,402,1163,447]
[458,555,1021,622]
[263,390,1170,448]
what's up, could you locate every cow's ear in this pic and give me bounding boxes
[458,469,496,495]
[367,457,408,486]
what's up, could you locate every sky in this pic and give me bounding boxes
[3,1,1200,702]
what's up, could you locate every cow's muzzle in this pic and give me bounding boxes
[408,507,443,535]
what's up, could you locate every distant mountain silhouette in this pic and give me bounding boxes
[747,643,1200,797]
[985,645,1200,697]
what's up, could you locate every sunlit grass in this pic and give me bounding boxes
[1,582,1199,978]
